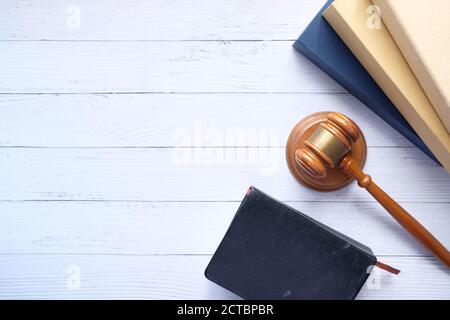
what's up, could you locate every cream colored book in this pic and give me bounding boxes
[373,0,450,133]
[323,0,450,173]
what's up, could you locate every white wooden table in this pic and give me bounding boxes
[0,0,449,300]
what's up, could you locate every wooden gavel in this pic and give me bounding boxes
[286,111,450,267]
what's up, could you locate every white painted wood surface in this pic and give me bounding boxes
[0,147,447,202]
[0,0,449,299]
[0,0,323,40]
[0,41,344,94]
[0,201,449,256]
[0,94,412,147]
[0,255,448,300]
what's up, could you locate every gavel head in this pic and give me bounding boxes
[286,112,366,191]
[297,112,360,177]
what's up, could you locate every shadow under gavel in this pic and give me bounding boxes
[286,111,450,267]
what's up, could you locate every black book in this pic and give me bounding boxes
[205,187,377,300]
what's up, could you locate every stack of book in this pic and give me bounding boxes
[294,0,450,173]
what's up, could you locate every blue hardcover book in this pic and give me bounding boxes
[293,0,438,164]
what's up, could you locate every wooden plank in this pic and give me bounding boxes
[0,201,448,256]
[0,147,447,202]
[0,0,321,41]
[0,254,448,299]
[2,0,446,301]
[0,41,343,94]
[0,93,411,147]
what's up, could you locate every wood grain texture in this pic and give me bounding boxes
[0,201,448,256]
[1,0,448,299]
[0,0,322,41]
[0,94,412,147]
[0,254,448,300]
[0,147,447,202]
[0,41,343,94]
[340,155,450,267]
[286,111,368,191]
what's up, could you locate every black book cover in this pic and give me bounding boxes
[205,187,377,300]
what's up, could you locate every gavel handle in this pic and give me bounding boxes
[339,156,450,267]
